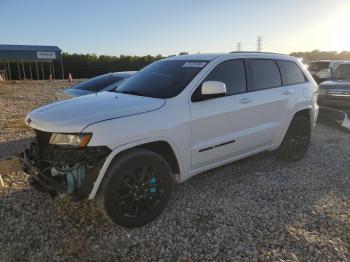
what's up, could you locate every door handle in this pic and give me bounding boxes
[282,90,294,95]
[240,97,252,104]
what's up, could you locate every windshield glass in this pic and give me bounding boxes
[307,62,330,72]
[72,74,123,91]
[116,60,208,98]
[333,64,350,80]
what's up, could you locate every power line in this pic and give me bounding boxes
[257,36,263,52]
[236,42,242,51]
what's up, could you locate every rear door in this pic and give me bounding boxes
[275,59,310,136]
[245,59,297,146]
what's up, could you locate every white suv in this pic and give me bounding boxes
[22,52,319,227]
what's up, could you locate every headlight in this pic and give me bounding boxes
[319,88,327,95]
[49,133,92,148]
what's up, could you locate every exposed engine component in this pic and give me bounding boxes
[51,163,87,196]
[21,136,111,199]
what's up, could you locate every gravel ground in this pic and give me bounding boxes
[0,81,349,261]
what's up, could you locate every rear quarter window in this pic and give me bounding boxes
[277,60,306,85]
[248,59,281,91]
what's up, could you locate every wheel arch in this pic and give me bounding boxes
[88,137,183,199]
[277,106,312,147]
[294,108,311,122]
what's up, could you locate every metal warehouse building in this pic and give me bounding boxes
[0,44,64,80]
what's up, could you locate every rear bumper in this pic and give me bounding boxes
[21,140,111,199]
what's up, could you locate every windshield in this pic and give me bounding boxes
[116,60,208,98]
[307,61,330,72]
[333,64,350,80]
[72,74,124,92]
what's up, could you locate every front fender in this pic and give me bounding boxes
[88,137,183,199]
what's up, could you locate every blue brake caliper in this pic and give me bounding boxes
[149,177,157,193]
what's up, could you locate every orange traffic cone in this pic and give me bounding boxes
[68,73,73,82]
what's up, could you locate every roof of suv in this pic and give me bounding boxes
[164,52,293,62]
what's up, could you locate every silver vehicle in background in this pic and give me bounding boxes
[56,71,136,100]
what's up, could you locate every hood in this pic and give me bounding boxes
[320,79,350,89]
[26,92,165,133]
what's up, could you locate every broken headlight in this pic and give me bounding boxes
[49,133,92,148]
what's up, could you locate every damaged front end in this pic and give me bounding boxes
[22,130,111,199]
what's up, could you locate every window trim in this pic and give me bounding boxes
[191,58,248,102]
[190,57,310,101]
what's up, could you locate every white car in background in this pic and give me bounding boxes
[22,52,319,227]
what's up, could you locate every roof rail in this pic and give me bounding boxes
[230,51,288,56]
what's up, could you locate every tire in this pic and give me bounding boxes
[276,115,311,162]
[96,148,173,227]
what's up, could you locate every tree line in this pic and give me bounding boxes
[290,50,350,61]
[61,50,350,79]
[7,50,350,80]
[60,53,164,79]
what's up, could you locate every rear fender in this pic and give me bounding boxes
[276,105,313,147]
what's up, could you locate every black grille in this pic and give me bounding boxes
[34,129,52,150]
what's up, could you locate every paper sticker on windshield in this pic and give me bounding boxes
[182,62,206,68]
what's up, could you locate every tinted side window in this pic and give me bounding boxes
[277,60,305,85]
[204,59,246,95]
[249,59,281,91]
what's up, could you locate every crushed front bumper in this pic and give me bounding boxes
[21,138,111,199]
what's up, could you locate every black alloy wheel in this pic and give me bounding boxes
[96,148,173,227]
[115,166,166,219]
[276,115,311,161]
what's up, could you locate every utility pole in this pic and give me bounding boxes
[236,42,242,51]
[257,36,263,52]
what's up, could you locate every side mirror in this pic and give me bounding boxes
[201,81,226,97]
